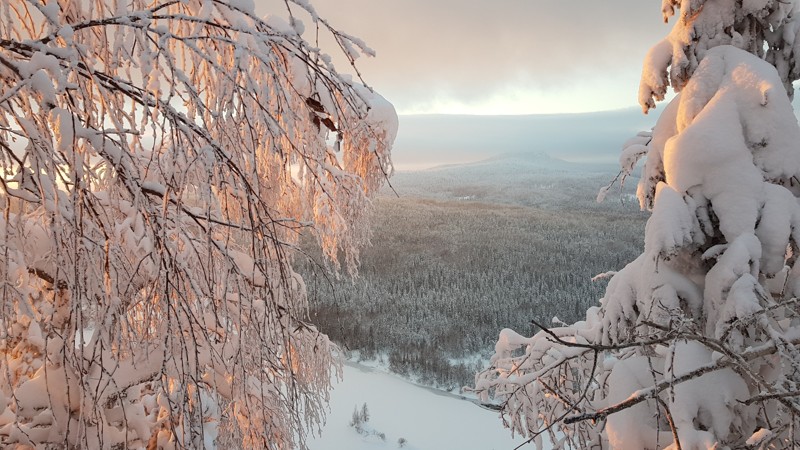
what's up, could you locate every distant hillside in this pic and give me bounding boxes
[392,108,657,169]
[385,153,638,211]
[433,151,619,173]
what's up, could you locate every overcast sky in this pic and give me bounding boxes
[301,1,670,115]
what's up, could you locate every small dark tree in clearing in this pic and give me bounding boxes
[0,0,395,448]
[477,2,800,449]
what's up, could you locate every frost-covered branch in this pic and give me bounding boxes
[562,334,800,425]
[0,0,396,448]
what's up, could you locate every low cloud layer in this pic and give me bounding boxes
[392,109,659,169]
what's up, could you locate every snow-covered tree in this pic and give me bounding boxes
[640,0,800,111]
[476,2,800,449]
[0,1,396,448]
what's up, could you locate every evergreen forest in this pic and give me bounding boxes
[304,155,647,389]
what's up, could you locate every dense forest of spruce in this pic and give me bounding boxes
[303,155,647,390]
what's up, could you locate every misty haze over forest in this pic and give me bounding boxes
[392,95,800,170]
[392,109,657,169]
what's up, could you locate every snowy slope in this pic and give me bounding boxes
[309,363,526,450]
[382,153,638,212]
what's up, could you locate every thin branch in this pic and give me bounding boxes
[655,396,682,450]
[564,337,800,424]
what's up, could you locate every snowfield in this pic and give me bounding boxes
[309,362,526,450]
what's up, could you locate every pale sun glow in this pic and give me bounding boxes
[395,76,645,116]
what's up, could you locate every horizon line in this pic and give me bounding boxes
[396,105,652,118]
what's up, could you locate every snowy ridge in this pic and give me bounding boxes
[384,152,638,212]
[423,152,616,174]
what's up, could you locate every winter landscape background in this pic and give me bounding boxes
[303,109,653,447]
[309,98,800,447]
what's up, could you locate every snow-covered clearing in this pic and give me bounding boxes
[309,362,526,450]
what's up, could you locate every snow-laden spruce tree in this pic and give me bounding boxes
[476,2,800,449]
[0,1,395,448]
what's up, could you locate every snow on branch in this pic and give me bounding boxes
[0,0,396,448]
[478,4,800,448]
[639,0,800,113]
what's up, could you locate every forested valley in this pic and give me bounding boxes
[303,154,647,390]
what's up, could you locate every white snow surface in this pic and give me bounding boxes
[308,362,526,450]
[639,0,800,111]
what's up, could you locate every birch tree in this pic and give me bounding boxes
[477,2,800,448]
[0,0,396,448]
